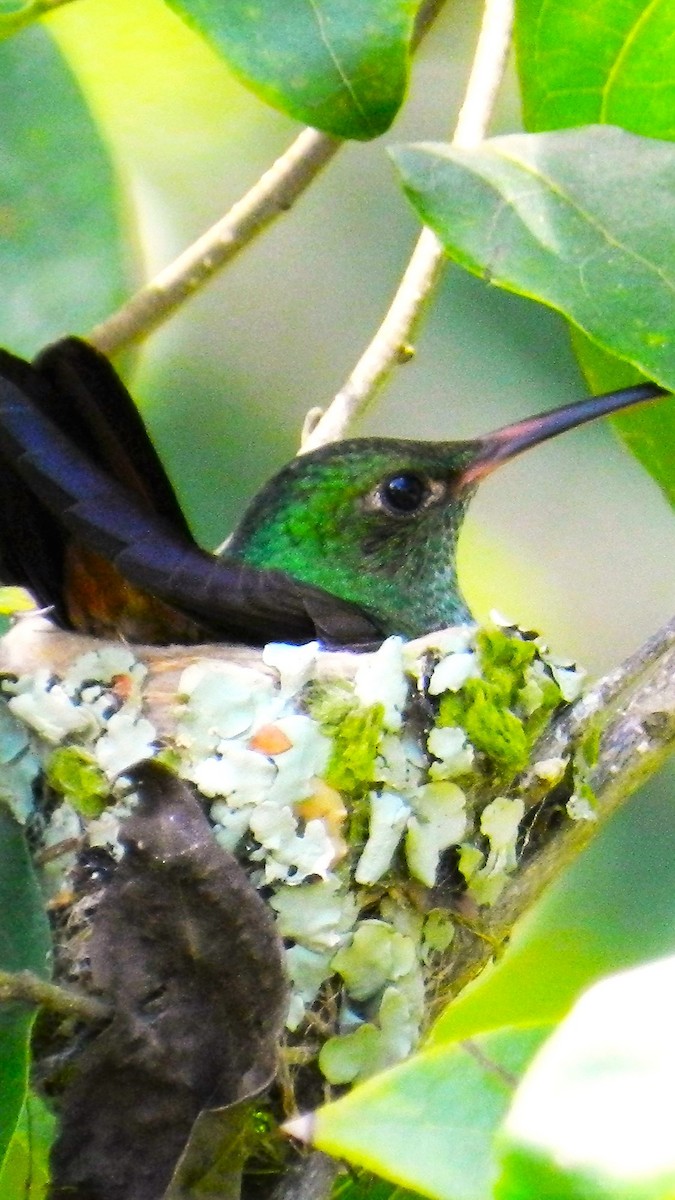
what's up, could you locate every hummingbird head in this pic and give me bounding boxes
[228,437,485,637]
[227,383,665,639]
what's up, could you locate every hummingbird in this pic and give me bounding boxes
[0,337,666,648]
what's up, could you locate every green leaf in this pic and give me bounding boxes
[569,330,675,508]
[0,24,128,354]
[391,127,675,390]
[390,125,675,396]
[514,0,675,505]
[496,957,675,1200]
[161,0,418,140]
[308,1025,550,1200]
[0,750,51,1171]
[516,0,675,139]
[0,1093,55,1200]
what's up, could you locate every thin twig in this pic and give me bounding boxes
[300,0,515,452]
[88,0,449,357]
[89,130,341,356]
[0,968,109,1022]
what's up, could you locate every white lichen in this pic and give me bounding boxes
[0,616,589,1081]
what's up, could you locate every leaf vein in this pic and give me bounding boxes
[305,0,370,129]
[600,0,663,120]
[492,147,675,294]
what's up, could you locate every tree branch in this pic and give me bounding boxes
[0,969,109,1022]
[87,0,450,358]
[300,0,515,452]
[88,129,341,356]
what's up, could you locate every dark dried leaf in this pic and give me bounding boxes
[50,760,288,1200]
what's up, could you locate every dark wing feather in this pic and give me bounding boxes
[0,348,72,620]
[0,359,382,647]
[35,337,193,537]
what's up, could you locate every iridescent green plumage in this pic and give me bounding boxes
[227,438,480,637]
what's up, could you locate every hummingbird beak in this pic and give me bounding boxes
[460,381,667,485]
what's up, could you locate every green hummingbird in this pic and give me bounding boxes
[0,337,666,647]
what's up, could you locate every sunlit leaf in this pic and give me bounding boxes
[306,1026,550,1200]
[515,0,675,505]
[0,24,128,355]
[162,0,418,139]
[390,127,675,505]
[516,0,675,139]
[497,958,675,1199]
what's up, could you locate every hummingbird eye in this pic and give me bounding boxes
[379,472,429,515]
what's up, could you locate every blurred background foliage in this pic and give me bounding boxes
[2,0,674,1048]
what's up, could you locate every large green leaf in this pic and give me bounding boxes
[515,0,675,505]
[390,127,675,504]
[516,0,675,139]
[307,1026,550,1200]
[496,958,675,1200]
[0,23,128,355]
[161,0,418,140]
[0,710,51,1172]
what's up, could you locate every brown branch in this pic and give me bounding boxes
[0,968,109,1022]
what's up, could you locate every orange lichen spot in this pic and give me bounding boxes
[111,673,134,703]
[249,724,294,755]
[296,779,347,826]
[297,779,349,863]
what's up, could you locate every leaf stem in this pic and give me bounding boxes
[300,0,515,452]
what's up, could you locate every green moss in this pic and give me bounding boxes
[325,703,385,795]
[437,628,566,780]
[153,746,182,773]
[579,722,602,767]
[439,682,529,776]
[45,747,109,818]
[571,725,601,814]
[306,680,385,798]
[477,625,537,703]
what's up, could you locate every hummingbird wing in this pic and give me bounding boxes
[35,337,194,538]
[0,337,196,636]
[0,341,381,647]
